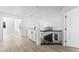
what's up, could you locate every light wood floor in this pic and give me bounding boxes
[0,32,79,52]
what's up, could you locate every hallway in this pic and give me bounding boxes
[0,6,79,52]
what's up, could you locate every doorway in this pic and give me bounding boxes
[65,7,79,48]
[2,17,22,43]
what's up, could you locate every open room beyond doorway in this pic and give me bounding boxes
[3,17,22,40]
[3,17,21,33]
[1,17,23,51]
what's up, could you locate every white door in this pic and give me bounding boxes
[0,17,3,41]
[15,19,21,33]
[66,7,79,48]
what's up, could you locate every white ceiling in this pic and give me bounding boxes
[0,6,36,17]
[0,6,64,18]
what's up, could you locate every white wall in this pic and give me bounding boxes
[21,19,28,38]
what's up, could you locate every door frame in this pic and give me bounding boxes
[64,15,67,46]
[0,17,3,41]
